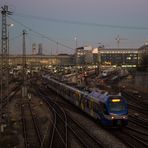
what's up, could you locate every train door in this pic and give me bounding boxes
[56,83,61,94]
[69,89,76,103]
[98,102,106,121]
[80,95,86,110]
[89,98,94,116]
[92,102,100,119]
[84,95,89,113]
[74,91,81,107]
[99,102,107,114]
[60,85,70,101]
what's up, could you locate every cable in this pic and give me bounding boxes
[8,16,75,51]
[10,33,22,41]
[14,13,148,30]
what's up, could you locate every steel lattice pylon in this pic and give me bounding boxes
[1,5,12,132]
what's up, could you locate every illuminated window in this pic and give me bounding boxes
[133,57,137,60]
[126,57,131,60]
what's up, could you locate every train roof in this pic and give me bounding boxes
[87,90,109,102]
[87,90,122,103]
[50,77,87,95]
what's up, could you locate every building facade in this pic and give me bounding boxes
[1,45,146,68]
[138,44,148,64]
[75,46,139,67]
[99,48,138,67]
[138,44,148,70]
[7,54,74,67]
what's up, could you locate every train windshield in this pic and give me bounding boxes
[109,98,126,112]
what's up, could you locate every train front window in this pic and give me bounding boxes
[109,101,125,112]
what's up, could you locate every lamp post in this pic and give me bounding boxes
[74,37,79,72]
[96,43,103,75]
[74,37,77,49]
[74,37,79,83]
[7,24,14,65]
[7,24,14,49]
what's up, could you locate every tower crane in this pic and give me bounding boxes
[115,35,127,48]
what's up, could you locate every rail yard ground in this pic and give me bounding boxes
[0,79,126,148]
[0,71,148,148]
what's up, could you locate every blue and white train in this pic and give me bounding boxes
[43,75,128,127]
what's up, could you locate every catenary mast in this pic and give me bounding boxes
[22,30,28,100]
[0,5,12,132]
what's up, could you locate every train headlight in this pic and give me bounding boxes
[111,116,115,119]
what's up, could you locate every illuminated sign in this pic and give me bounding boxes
[112,99,120,102]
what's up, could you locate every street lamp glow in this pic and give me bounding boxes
[7,23,14,27]
[10,23,14,27]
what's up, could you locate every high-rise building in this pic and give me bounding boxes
[32,43,36,54]
[75,46,94,65]
[38,43,43,55]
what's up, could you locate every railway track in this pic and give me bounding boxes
[128,103,148,115]
[129,115,148,130]
[1,85,21,108]
[122,91,148,110]
[37,88,68,148]
[37,85,105,148]
[0,85,21,124]
[122,127,148,148]
[111,127,148,148]
[126,126,148,142]
[47,99,68,148]
[20,101,44,148]
[67,113,104,148]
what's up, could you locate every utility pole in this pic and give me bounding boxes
[74,37,77,49]
[0,5,12,133]
[56,41,58,66]
[22,30,27,101]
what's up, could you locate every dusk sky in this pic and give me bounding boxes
[1,0,148,54]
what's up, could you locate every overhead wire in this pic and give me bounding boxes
[10,33,22,41]
[14,13,148,30]
[8,16,75,51]
[9,13,148,52]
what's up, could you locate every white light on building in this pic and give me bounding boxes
[92,48,98,54]
[84,46,92,51]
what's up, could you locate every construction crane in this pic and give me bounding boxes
[115,35,127,48]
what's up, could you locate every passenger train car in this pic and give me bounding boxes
[42,75,128,127]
